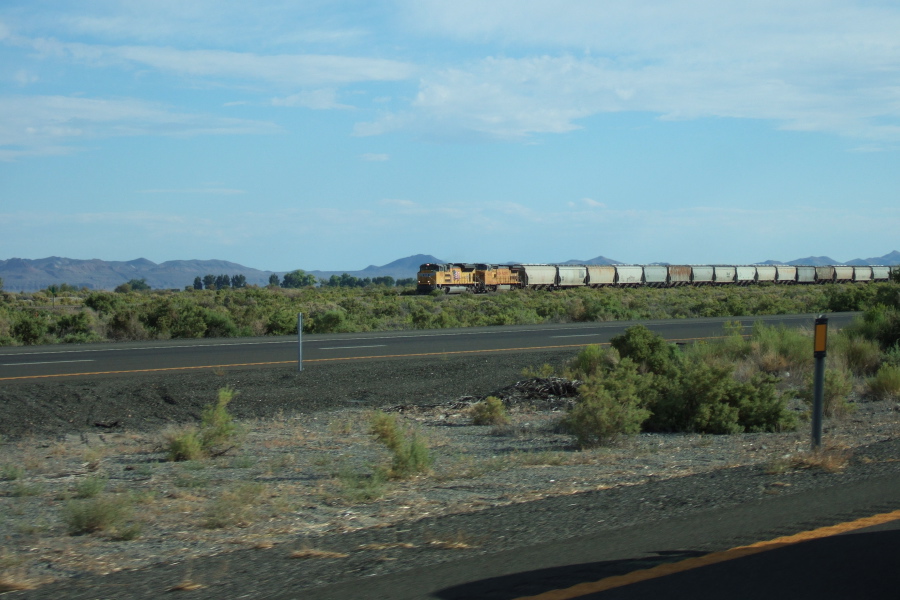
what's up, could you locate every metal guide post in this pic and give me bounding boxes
[297,313,303,373]
[811,315,828,449]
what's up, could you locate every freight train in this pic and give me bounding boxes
[416,263,899,294]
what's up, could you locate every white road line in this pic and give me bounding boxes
[3,359,95,366]
[551,334,601,338]
[320,345,387,350]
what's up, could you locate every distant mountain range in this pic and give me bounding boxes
[757,251,900,267]
[1,251,897,292]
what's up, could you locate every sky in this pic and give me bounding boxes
[1,1,899,271]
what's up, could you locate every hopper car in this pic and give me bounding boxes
[416,263,898,294]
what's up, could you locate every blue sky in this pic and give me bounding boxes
[1,1,899,271]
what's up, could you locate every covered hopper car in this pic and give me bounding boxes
[416,263,898,294]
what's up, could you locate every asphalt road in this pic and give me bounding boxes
[305,468,900,600]
[0,312,857,381]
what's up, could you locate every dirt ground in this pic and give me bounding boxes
[1,350,898,595]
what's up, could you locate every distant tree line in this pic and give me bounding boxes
[265,271,416,289]
[193,274,248,290]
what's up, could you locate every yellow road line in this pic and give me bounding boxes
[0,335,729,382]
[515,509,900,600]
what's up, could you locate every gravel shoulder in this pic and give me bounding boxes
[1,351,898,597]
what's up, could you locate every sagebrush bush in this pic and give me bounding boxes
[203,482,265,529]
[469,396,509,426]
[830,333,881,376]
[748,322,810,374]
[199,386,240,453]
[798,367,855,418]
[846,305,900,351]
[610,325,675,374]
[645,361,794,434]
[564,344,619,380]
[370,411,432,478]
[164,387,242,461]
[163,426,205,462]
[73,475,108,499]
[560,371,651,448]
[868,364,900,399]
[62,495,133,535]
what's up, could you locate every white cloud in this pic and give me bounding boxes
[369,2,900,142]
[271,89,352,109]
[0,95,280,160]
[23,37,415,87]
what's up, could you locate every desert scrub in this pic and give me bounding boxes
[867,364,900,399]
[336,467,387,503]
[369,411,433,479]
[560,379,650,448]
[73,475,108,499]
[203,482,265,529]
[469,397,509,426]
[798,367,855,418]
[164,386,243,461]
[577,325,796,435]
[564,344,619,380]
[62,494,134,536]
[0,464,23,481]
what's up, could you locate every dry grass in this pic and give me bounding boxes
[766,446,853,474]
[0,399,894,592]
[790,447,853,473]
[427,531,479,550]
[359,542,416,550]
[289,549,349,560]
[167,580,205,591]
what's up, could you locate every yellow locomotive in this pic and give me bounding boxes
[417,263,521,294]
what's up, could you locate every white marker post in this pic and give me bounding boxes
[297,313,303,373]
[811,315,828,449]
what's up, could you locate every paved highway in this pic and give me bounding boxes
[0,312,857,381]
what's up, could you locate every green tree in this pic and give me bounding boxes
[203,274,216,290]
[268,273,280,287]
[281,269,317,288]
[215,274,230,290]
[193,276,203,290]
[125,278,150,291]
[230,274,246,288]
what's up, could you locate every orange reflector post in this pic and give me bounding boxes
[814,316,828,357]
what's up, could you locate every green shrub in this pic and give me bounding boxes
[74,475,108,499]
[830,333,881,376]
[610,325,674,374]
[521,363,557,378]
[203,483,264,529]
[883,343,900,368]
[1,464,24,481]
[748,322,811,374]
[199,386,240,454]
[560,374,651,448]
[469,397,509,426]
[12,313,48,345]
[337,467,387,503]
[164,386,242,461]
[868,364,900,399]
[565,344,619,379]
[370,411,432,479]
[164,426,205,461]
[646,361,743,434]
[63,495,132,535]
[798,367,855,418]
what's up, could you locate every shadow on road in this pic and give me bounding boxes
[436,528,900,600]
[433,549,706,599]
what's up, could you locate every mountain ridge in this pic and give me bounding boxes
[1,251,897,292]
